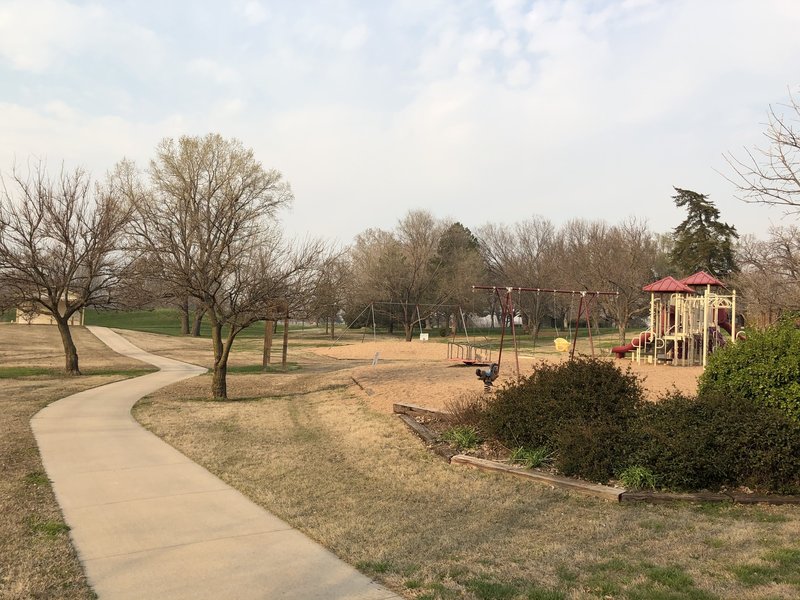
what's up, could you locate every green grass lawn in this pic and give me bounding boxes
[85,307,623,353]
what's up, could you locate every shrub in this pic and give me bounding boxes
[629,391,800,493]
[617,465,657,490]
[481,357,644,483]
[444,393,491,430]
[509,446,553,469]
[700,315,800,422]
[441,425,482,451]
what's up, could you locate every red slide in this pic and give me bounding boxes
[612,331,654,359]
[718,308,732,335]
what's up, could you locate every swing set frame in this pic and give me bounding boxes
[472,285,619,378]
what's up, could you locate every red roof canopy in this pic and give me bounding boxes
[642,276,696,294]
[680,271,726,287]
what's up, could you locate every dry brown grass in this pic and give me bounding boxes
[131,334,800,600]
[0,324,151,600]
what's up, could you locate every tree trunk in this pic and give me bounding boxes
[330,311,335,340]
[618,322,627,345]
[262,319,275,369]
[178,297,190,335]
[55,316,80,375]
[282,309,289,368]
[403,321,413,341]
[211,361,227,400]
[209,321,227,399]
[191,307,205,337]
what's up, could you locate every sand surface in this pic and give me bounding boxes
[309,339,703,413]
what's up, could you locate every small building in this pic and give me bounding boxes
[16,298,84,326]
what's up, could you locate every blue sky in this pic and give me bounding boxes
[1,0,799,243]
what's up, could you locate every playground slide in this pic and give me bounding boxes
[718,308,732,335]
[612,331,654,359]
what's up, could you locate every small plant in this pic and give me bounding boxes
[442,425,482,451]
[509,446,553,469]
[618,465,657,490]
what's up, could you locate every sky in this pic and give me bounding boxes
[1,0,799,244]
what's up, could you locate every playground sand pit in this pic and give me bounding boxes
[309,339,704,413]
[110,330,703,410]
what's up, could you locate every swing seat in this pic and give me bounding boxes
[554,337,570,352]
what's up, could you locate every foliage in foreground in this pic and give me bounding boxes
[700,315,800,423]
[631,392,800,493]
[465,356,800,493]
[482,357,643,483]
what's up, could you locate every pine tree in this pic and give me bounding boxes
[670,187,738,278]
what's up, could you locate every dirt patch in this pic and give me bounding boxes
[308,338,702,413]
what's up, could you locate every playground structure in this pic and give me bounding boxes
[612,271,738,367]
[446,306,494,365]
[469,285,619,382]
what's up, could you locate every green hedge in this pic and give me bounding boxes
[700,315,800,422]
[630,392,800,493]
[470,355,800,493]
[481,357,643,483]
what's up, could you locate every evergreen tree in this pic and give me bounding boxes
[670,187,738,278]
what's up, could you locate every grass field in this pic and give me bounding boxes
[127,330,800,600]
[83,307,623,355]
[6,318,782,599]
[0,324,153,600]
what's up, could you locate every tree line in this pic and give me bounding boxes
[1,92,799,399]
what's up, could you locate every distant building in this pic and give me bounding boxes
[16,298,84,326]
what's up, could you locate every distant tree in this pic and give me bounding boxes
[350,211,448,341]
[726,91,800,212]
[434,222,483,330]
[0,164,132,374]
[595,218,664,343]
[479,217,559,340]
[669,187,738,278]
[734,226,800,326]
[306,251,351,340]
[122,134,322,399]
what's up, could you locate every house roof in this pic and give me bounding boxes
[642,276,696,294]
[679,271,726,287]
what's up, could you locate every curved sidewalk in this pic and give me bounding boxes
[31,326,400,600]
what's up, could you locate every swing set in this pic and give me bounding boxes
[446,306,494,365]
[470,285,619,383]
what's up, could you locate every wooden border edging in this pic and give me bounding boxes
[619,491,730,504]
[398,414,439,446]
[394,404,800,506]
[451,455,624,502]
[393,403,445,418]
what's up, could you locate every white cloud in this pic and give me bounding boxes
[341,23,369,51]
[240,1,268,25]
[188,58,240,85]
[0,0,162,75]
[0,0,101,71]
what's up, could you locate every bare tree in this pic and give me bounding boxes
[0,163,132,374]
[479,217,558,340]
[559,218,663,343]
[350,211,449,340]
[123,134,308,399]
[734,227,800,326]
[726,90,800,211]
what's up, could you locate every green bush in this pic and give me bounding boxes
[481,357,644,483]
[700,316,800,422]
[617,465,656,490]
[629,391,800,493]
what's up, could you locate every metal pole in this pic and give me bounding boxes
[508,290,521,378]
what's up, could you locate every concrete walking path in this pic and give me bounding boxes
[31,326,400,600]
